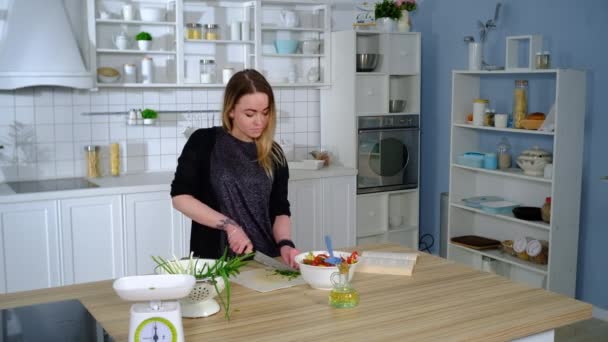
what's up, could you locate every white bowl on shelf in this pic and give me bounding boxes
[139,7,164,22]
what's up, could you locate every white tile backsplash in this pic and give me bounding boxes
[0,87,321,181]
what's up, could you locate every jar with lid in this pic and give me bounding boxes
[483,108,495,126]
[496,137,512,170]
[535,52,551,69]
[200,59,216,84]
[186,23,202,40]
[542,51,551,69]
[541,197,551,223]
[204,24,219,40]
[85,145,101,178]
[526,239,549,265]
[513,80,528,129]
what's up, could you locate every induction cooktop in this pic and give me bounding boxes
[0,299,114,342]
[6,177,99,194]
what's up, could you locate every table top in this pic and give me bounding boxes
[0,244,591,341]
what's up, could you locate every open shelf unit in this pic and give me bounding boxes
[447,69,586,297]
[87,0,330,88]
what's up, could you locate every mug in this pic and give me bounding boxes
[113,33,129,50]
[122,4,134,21]
[494,113,508,128]
[288,70,297,83]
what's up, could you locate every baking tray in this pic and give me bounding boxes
[450,235,501,250]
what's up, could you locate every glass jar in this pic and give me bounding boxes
[542,51,551,69]
[204,24,219,40]
[110,142,120,176]
[186,23,202,40]
[513,80,528,129]
[497,137,512,170]
[85,145,101,178]
[200,59,216,84]
[328,262,359,308]
[541,197,551,223]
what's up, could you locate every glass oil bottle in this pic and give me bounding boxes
[329,262,359,308]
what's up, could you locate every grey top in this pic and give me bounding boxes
[210,129,277,256]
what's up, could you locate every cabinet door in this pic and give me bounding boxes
[387,34,420,75]
[125,192,181,276]
[288,179,322,251]
[356,75,387,114]
[0,201,60,293]
[322,176,356,249]
[60,195,124,285]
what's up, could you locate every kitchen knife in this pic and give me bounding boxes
[253,251,298,272]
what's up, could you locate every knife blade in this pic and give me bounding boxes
[253,251,297,272]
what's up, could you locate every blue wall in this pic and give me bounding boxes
[413,0,608,308]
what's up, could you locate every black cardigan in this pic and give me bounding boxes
[170,127,291,258]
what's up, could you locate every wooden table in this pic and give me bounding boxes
[0,244,591,341]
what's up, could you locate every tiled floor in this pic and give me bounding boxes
[555,318,608,341]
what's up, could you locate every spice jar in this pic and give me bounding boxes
[541,197,551,223]
[513,237,530,261]
[483,108,495,126]
[204,24,219,40]
[526,239,549,265]
[497,137,512,170]
[199,59,216,84]
[85,145,101,178]
[513,80,528,129]
[186,23,202,40]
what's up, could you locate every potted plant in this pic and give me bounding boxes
[135,31,152,51]
[374,0,401,32]
[141,108,157,125]
[396,0,417,32]
[152,249,253,320]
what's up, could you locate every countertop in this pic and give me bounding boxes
[0,244,591,341]
[0,166,357,204]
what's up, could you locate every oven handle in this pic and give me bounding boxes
[358,127,420,133]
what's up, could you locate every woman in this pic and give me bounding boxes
[171,69,299,268]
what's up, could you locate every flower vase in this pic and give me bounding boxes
[398,10,411,32]
[376,17,397,32]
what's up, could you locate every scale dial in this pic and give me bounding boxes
[135,317,177,342]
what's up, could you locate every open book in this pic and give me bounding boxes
[356,251,418,276]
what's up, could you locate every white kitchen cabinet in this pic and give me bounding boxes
[0,201,60,293]
[59,195,124,285]
[288,176,356,252]
[125,191,183,275]
[447,69,586,297]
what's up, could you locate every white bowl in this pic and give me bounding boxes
[139,7,164,22]
[96,67,120,83]
[295,250,358,290]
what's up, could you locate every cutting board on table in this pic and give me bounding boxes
[232,269,305,292]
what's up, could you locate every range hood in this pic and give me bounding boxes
[0,0,94,89]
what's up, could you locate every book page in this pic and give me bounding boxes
[356,251,418,276]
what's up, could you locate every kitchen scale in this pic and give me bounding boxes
[113,274,195,342]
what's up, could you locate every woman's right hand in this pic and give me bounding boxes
[226,225,253,254]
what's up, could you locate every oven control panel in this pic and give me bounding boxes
[359,115,419,130]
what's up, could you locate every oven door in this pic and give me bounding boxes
[357,127,419,194]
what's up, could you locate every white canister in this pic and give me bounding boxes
[494,113,508,128]
[240,21,250,41]
[468,42,483,70]
[123,64,136,83]
[122,4,134,21]
[222,67,235,85]
[141,57,154,84]
[544,163,553,179]
[230,22,241,41]
[473,99,488,126]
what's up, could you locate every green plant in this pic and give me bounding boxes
[375,0,401,20]
[135,31,152,41]
[152,249,253,320]
[141,108,157,119]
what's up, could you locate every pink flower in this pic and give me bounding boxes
[395,0,405,6]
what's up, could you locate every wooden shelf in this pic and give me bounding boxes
[450,203,551,231]
[453,123,554,136]
[451,164,552,184]
[96,19,176,26]
[449,242,548,275]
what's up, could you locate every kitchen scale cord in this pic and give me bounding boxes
[419,234,434,253]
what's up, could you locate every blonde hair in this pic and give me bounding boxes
[221,69,286,177]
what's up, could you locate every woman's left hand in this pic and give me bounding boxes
[280,246,300,269]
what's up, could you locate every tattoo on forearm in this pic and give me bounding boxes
[216,217,237,231]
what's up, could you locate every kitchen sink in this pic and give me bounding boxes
[6,177,99,194]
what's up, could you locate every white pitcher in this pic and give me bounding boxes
[113,32,129,50]
[280,10,298,28]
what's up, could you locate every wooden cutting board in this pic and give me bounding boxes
[451,235,501,250]
[231,269,305,292]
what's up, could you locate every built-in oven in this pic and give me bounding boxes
[357,115,419,194]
